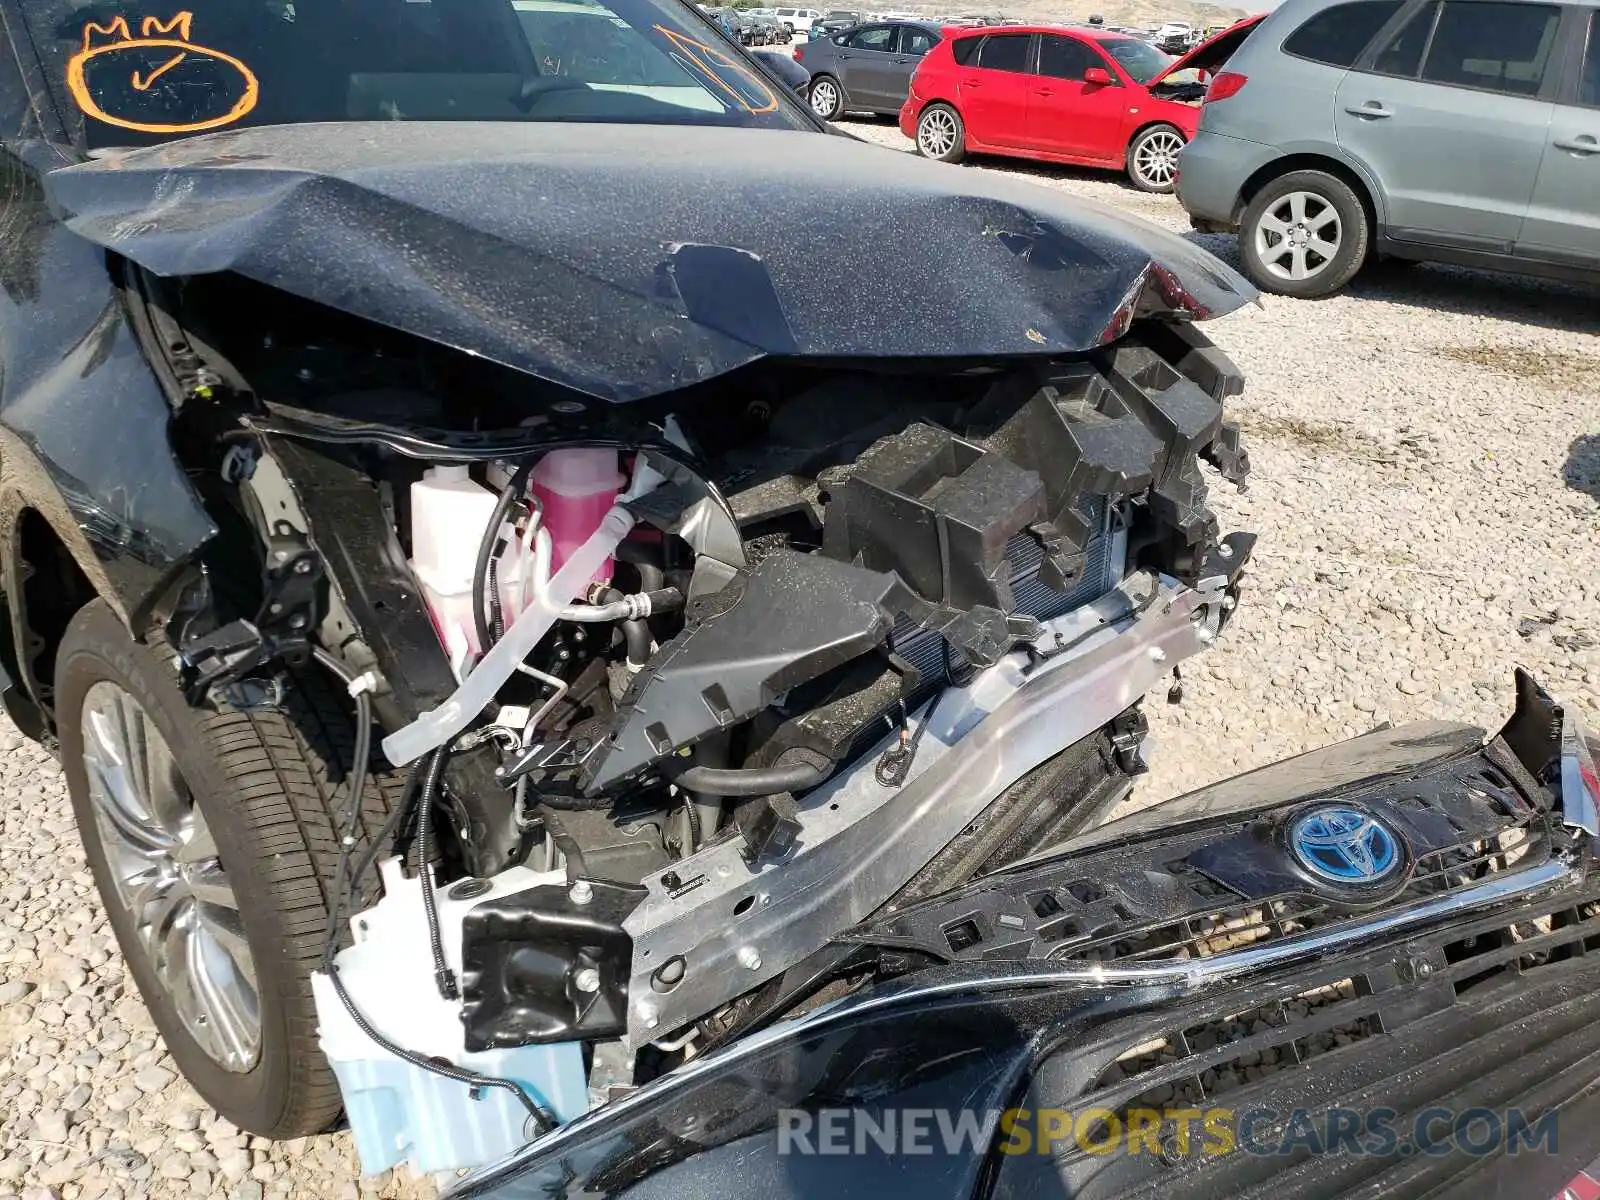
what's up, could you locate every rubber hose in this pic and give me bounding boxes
[416,744,457,999]
[472,463,532,653]
[597,586,652,668]
[664,758,831,797]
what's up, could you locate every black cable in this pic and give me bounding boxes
[875,694,934,787]
[662,758,830,797]
[681,795,702,852]
[416,744,458,999]
[472,463,532,654]
[311,648,550,1132]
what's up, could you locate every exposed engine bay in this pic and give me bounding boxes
[143,271,1251,1172]
[35,122,1262,1176]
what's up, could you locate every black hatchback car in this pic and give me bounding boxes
[797,17,941,118]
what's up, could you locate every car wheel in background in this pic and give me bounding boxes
[56,600,394,1137]
[809,74,843,119]
[1239,169,1369,299]
[1125,124,1184,193]
[915,103,965,163]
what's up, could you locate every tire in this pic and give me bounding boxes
[1125,123,1184,193]
[809,74,843,120]
[915,102,965,163]
[1239,169,1369,299]
[57,601,395,1138]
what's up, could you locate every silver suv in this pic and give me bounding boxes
[1178,0,1600,297]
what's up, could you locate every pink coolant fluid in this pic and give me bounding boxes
[532,449,626,587]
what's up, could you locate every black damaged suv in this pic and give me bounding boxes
[0,0,1264,1167]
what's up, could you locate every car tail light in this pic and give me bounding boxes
[1204,71,1247,102]
[794,45,805,61]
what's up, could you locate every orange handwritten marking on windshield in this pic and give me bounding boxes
[66,12,259,135]
[653,25,777,114]
[131,51,186,91]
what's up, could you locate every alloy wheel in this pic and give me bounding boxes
[81,680,261,1072]
[1253,190,1342,283]
[1132,129,1183,190]
[809,78,839,118]
[917,107,958,159]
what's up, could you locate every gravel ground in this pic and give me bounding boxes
[1,118,1597,1199]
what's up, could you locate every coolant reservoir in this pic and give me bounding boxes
[532,449,625,586]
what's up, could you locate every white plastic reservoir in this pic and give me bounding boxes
[312,859,587,1177]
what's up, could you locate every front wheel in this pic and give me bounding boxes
[809,74,843,120]
[915,103,965,163]
[1125,124,1184,193]
[1239,169,1369,298]
[57,600,394,1137]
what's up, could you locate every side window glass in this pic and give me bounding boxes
[1036,34,1095,79]
[847,25,894,51]
[1369,1,1438,77]
[1582,11,1600,106]
[899,27,937,56]
[1282,0,1402,67]
[951,36,982,66]
[1420,0,1559,97]
[975,31,1030,72]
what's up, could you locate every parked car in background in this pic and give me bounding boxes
[753,11,791,41]
[813,8,868,37]
[901,18,1262,190]
[706,5,759,42]
[801,19,943,117]
[1178,0,1600,298]
[754,45,812,96]
[1155,19,1192,51]
[776,6,824,34]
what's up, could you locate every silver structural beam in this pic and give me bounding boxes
[623,569,1224,1044]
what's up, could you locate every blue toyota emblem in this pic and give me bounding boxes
[1288,805,1401,885]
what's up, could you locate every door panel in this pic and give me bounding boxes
[1518,10,1600,264]
[837,24,899,109]
[1336,0,1557,248]
[958,32,1033,147]
[1025,34,1128,161]
[885,25,938,108]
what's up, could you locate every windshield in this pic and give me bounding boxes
[1099,36,1174,84]
[25,0,811,149]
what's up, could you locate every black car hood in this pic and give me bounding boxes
[45,121,1255,403]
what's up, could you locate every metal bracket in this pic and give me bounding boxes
[621,570,1221,1044]
[177,523,323,705]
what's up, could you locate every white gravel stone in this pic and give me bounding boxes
[132,1065,176,1094]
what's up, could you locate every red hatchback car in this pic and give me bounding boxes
[900,18,1261,192]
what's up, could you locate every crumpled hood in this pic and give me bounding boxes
[45,121,1256,403]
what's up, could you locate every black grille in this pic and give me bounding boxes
[998,886,1600,1200]
[855,747,1555,971]
[1051,807,1544,966]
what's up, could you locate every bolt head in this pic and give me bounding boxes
[293,559,313,574]
[1148,647,1167,663]
[569,880,594,905]
[573,967,601,993]
[736,945,762,971]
